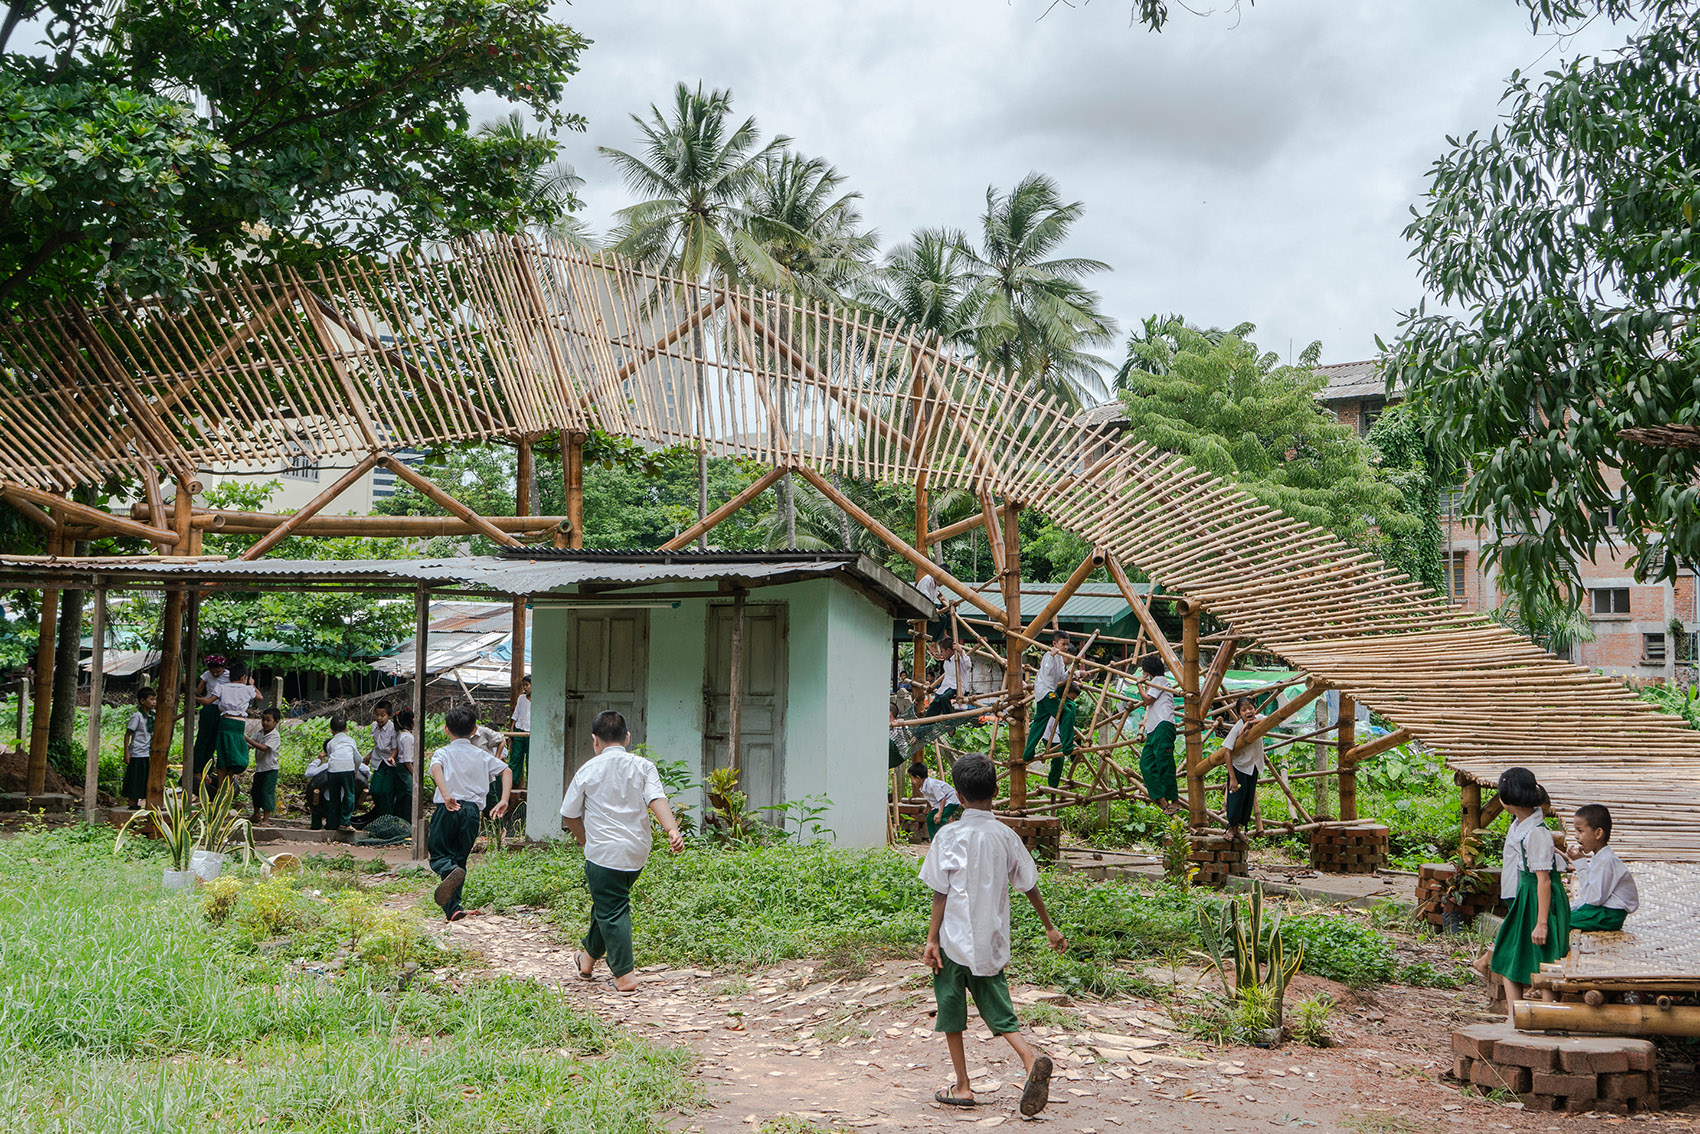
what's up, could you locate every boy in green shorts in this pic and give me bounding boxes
[1567,803,1638,932]
[920,754,1067,1116]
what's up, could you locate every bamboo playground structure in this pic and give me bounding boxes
[4,237,1700,865]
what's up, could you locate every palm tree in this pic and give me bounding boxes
[1115,314,1252,387]
[476,113,594,246]
[964,172,1116,409]
[744,151,878,304]
[860,228,982,349]
[600,83,790,545]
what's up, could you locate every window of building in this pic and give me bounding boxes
[1644,632,1667,662]
[1441,486,1468,518]
[1448,551,1469,604]
[282,454,320,481]
[1590,587,1631,616]
[1358,397,1387,437]
[1593,503,1625,530]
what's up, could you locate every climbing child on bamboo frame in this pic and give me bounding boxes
[1022,629,1079,789]
[1135,654,1181,812]
[1220,695,1265,843]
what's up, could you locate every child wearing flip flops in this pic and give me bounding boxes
[920,754,1067,1117]
[428,706,511,922]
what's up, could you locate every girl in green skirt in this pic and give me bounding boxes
[1485,767,1570,1023]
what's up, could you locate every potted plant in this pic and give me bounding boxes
[115,785,196,890]
[1432,829,1493,933]
[1196,882,1305,1045]
[116,778,257,891]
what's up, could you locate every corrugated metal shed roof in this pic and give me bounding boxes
[1315,359,1402,402]
[962,582,1150,626]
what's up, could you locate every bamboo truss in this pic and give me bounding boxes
[4,236,1699,859]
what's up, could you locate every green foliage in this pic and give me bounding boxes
[1288,992,1334,1046]
[1160,810,1194,884]
[1196,883,1304,1030]
[1364,404,1447,593]
[0,0,589,306]
[1638,682,1700,729]
[1282,914,1396,989]
[1389,0,1700,613]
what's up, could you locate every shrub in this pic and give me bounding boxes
[200,875,244,924]
[233,877,304,939]
[1289,992,1334,1046]
[1283,914,1397,988]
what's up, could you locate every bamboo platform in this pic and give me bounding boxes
[1533,863,1700,995]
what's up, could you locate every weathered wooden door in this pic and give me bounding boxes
[704,603,787,816]
[565,610,649,778]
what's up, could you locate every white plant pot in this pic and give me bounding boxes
[190,850,226,882]
[162,868,195,892]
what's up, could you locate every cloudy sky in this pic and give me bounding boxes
[479,1,1628,370]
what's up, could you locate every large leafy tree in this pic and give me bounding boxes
[1388,0,1700,609]
[0,0,587,306]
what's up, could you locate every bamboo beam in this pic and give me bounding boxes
[159,508,565,537]
[1342,727,1413,766]
[1182,601,1205,827]
[1201,680,1330,774]
[379,455,522,548]
[1021,547,1105,641]
[26,528,61,795]
[564,430,586,549]
[660,466,786,551]
[1002,501,1028,809]
[1105,556,1183,677]
[1512,1001,1700,1038]
[2,482,176,544]
[1337,692,1357,821]
[181,590,200,795]
[1198,636,1239,717]
[239,451,383,560]
[511,435,532,703]
[928,510,987,545]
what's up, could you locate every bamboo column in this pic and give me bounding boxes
[411,584,429,860]
[181,589,201,795]
[26,528,61,795]
[1459,773,1482,864]
[564,431,586,549]
[1181,601,1205,827]
[1002,502,1028,808]
[82,584,105,820]
[147,479,195,803]
[913,477,930,687]
[1337,692,1357,821]
[511,437,532,704]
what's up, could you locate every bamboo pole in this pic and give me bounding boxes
[1337,692,1357,821]
[661,466,786,551]
[411,584,429,861]
[182,589,200,795]
[1512,1001,1700,1037]
[728,589,746,777]
[565,431,586,548]
[239,451,383,560]
[1105,556,1183,677]
[2,482,176,544]
[26,527,60,795]
[1003,501,1028,809]
[1182,601,1205,827]
[380,455,522,548]
[82,584,106,820]
[1021,548,1105,641]
[511,436,532,703]
[162,509,566,537]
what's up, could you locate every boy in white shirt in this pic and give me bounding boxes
[388,707,417,821]
[322,715,361,832]
[121,687,156,807]
[429,705,511,921]
[920,754,1067,1116]
[366,700,399,823]
[908,761,962,839]
[1135,654,1181,810]
[1021,631,1079,787]
[508,674,531,790]
[1567,803,1638,933]
[246,707,283,825]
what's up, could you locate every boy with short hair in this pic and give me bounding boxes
[920,754,1067,1116]
[1568,803,1639,932]
[323,716,360,833]
[367,701,398,821]
[909,761,962,839]
[429,705,511,922]
[246,707,282,825]
[121,687,156,808]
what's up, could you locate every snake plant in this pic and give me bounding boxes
[1197,882,1306,1032]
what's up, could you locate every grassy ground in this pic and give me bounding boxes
[0,821,695,1133]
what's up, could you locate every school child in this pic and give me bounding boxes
[909,761,962,839]
[191,656,229,787]
[926,638,967,719]
[428,705,511,922]
[1022,631,1079,789]
[246,707,282,825]
[323,716,361,833]
[367,700,398,820]
[389,708,417,821]
[121,687,156,807]
[1135,655,1181,811]
[305,753,330,830]
[210,664,259,790]
[1221,696,1265,842]
[508,675,531,789]
[473,714,511,813]
[1482,767,1571,1023]
[1567,804,1639,932]
[919,754,1067,1116]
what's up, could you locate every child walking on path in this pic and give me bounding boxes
[428,706,511,921]
[121,687,155,807]
[1484,766,1571,1022]
[247,707,282,824]
[1567,804,1639,932]
[560,710,685,992]
[909,761,962,839]
[1221,696,1265,842]
[1135,655,1181,810]
[920,754,1067,1116]
[323,716,361,833]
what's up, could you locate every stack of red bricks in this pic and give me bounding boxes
[893,803,1061,857]
[1414,865,1506,929]
[1451,1023,1659,1114]
[1307,822,1390,874]
[1189,831,1247,888]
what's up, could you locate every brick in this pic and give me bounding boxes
[1452,1024,1511,1061]
[1557,1037,1641,1075]
[1600,1072,1651,1100]
[1562,1096,1599,1113]
[1493,1039,1560,1071]
[1470,1061,1529,1093]
[1530,1071,1597,1099]
[1519,1093,1560,1112]
[1590,1100,1631,1115]
[1453,1055,1472,1081]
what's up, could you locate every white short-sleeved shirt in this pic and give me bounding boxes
[126,711,152,760]
[325,733,361,774]
[919,776,960,812]
[917,574,941,605]
[305,756,328,780]
[431,737,508,806]
[1034,651,1067,700]
[937,652,967,695]
[200,670,228,699]
[396,730,415,766]
[918,808,1039,976]
[1222,719,1266,775]
[252,727,282,773]
[472,724,506,755]
[216,682,257,717]
[371,719,397,762]
[1142,676,1178,735]
[1573,845,1639,912]
[1501,812,1559,900]
[512,693,531,732]
[559,745,667,872]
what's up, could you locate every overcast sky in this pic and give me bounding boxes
[475,1,1628,372]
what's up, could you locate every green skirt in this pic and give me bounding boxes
[1570,905,1627,933]
[925,802,962,839]
[1490,870,1571,985]
[215,717,250,771]
[1139,720,1179,803]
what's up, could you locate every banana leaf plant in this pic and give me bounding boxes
[1196,882,1306,1031]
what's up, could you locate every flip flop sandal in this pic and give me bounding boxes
[1019,1055,1053,1117]
[447,910,467,922]
[433,866,466,909]
[934,1089,977,1108]
[574,950,596,980]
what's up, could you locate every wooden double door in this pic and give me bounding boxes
[564,610,649,778]
[703,603,788,817]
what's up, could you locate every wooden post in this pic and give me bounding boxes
[16,675,26,743]
[148,480,195,803]
[1181,601,1205,827]
[512,437,532,704]
[1313,695,1329,817]
[564,431,586,549]
[1002,502,1027,809]
[272,675,284,716]
[1458,772,1482,864]
[83,584,106,821]
[728,590,745,776]
[913,476,930,687]
[181,589,201,795]
[411,584,429,860]
[26,529,61,796]
[1337,692,1357,821]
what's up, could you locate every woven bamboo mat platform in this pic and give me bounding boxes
[1540,862,1700,989]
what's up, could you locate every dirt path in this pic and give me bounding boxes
[436,906,1700,1132]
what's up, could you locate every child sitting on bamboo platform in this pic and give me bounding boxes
[121,687,156,808]
[1135,654,1181,811]
[1021,631,1079,789]
[508,675,531,788]
[925,638,967,719]
[1566,804,1638,932]
[246,707,282,825]
[323,716,361,833]
[430,705,511,922]
[920,754,1067,1116]
[909,761,962,839]
[1220,696,1265,843]
[210,663,259,789]
[1479,767,1571,1024]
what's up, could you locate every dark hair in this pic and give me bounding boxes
[908,762,929,779]
[951,754,997,803]
[261,706,279,722]
[136,686,155,701]
[445,705,477,738]
[1140,654,1166,678]
[375,700,392,713]
[1051,629,1070,643]
[937,636,955,650]
[1496,766,1542,809]
[1574,803,1612,841]
[521,673,531,684]
[591,709,629,743]
[1235,695,1254,712]
[394,708,415,730]
[227,661,246,680]
[329,715,349,733]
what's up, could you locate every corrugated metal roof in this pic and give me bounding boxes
[962,582,1149,625]
[1315,359,1401,402]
